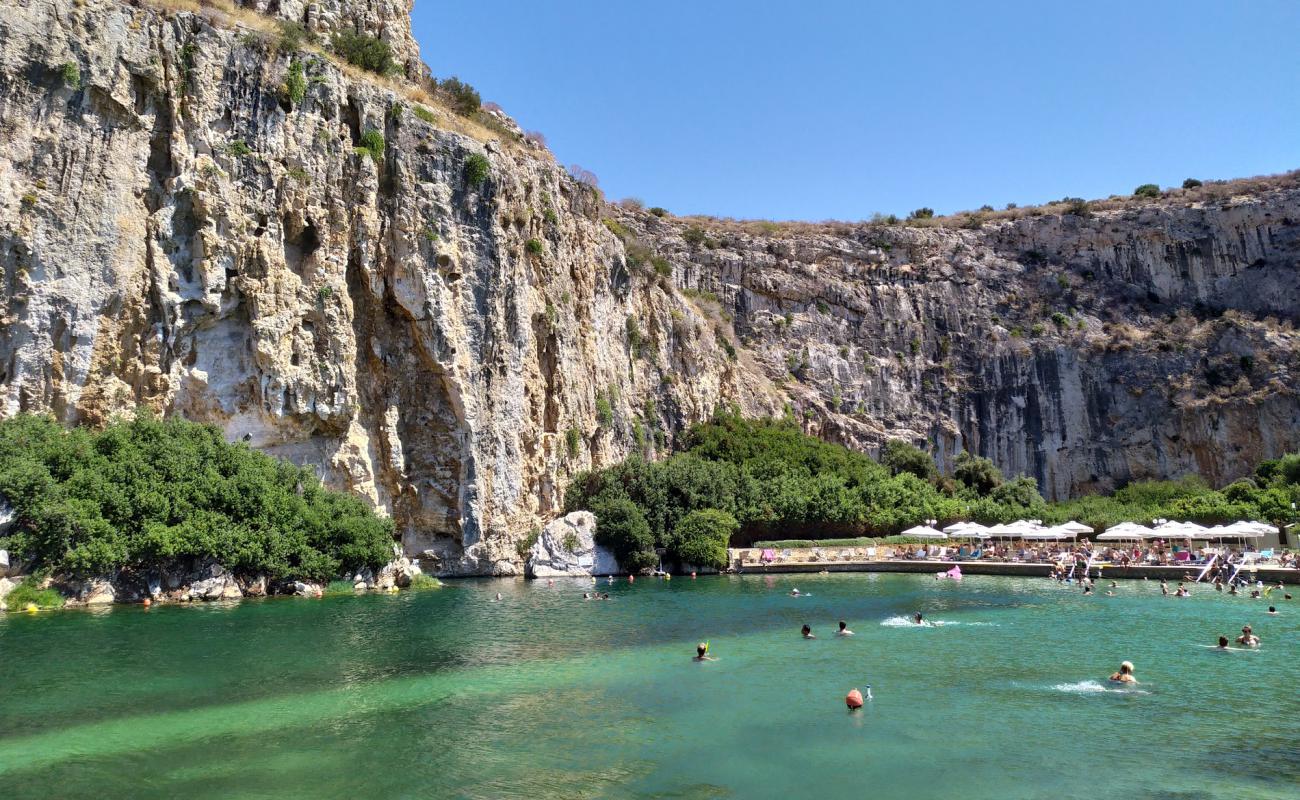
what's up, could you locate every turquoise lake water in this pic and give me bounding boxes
[1,573,1296,799]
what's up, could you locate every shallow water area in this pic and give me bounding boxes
[1,573,1296,799]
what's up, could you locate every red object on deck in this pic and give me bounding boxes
[845,689,864,709]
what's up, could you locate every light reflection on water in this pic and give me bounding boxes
[0,573,1296,799]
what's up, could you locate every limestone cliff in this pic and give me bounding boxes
[2,0,1297,574]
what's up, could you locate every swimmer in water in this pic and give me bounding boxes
[913,612,925,626]
[790,588,802,597]
[1216,635,1230,650]
[1109,661,1137,684]
[693,643,716,662]
[802,624,815,639]
[582,592,590,600]
[1236,626,1260,647]
[837,620,854,636]
[1175,584,1189,597]
[1083,585,1093,595]
[1286,594,1294,601]
[1266,606,1277,615]
[494,592,503,602]
[1109,581,1118,589]
[1160,580,1169,596]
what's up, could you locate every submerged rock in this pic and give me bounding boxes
[527,512,620,577]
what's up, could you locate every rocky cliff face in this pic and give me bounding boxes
[2,0,1298,574]
[617,187,1300,501]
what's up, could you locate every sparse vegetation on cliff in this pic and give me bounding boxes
[331,30,398,76]
[0,414,395,582]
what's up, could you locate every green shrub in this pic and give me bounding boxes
[437,76,481,116]
[525,238,544,256]
[464,153,490,186]
[595,394,614,427]
[562,531,580,553]
[1051,311,1069,327]
[408,573,441,590]
[226,139,252,157]
[283,60,306,105]
[324,579,358,596]
[881,440,936,480]
[649,207,667,217]
[355,129,384,164]
[59,62,80,87]
[651,256,671,277]
[3,579,64,610]
[667,509,736,568]
[0,413,395,582]
[1182,178,1203,189]
[954,451,1002,494]
[565,427,581,459]
[591,498,657,571]
[412,105,436,123]
[908,207,934,220]
[516,527,540,559]
[287,167,311,184]
[331,30,397,75]
[1133,183,1161,198]
[1062,198,1090,217]
[682,226,707,247]
[277,21,308,52]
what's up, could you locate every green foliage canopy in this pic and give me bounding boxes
[0,414,394,581]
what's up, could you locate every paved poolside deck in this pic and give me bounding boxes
[733,559,1300,584]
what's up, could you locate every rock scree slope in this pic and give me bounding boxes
[2,0,1298,573]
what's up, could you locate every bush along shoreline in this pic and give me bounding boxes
[0,414,438,612]
[565,410,1300,573]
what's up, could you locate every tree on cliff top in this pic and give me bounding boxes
[0,413,394,581]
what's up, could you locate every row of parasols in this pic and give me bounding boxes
[899,519,1280,541]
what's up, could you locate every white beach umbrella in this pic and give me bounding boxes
[1058,520,1094,535]
[901,525,947,539]
[943,521,991,539]
[1216,521,1269,539]
[985,522,1026,538]
[1097,522,1154,541]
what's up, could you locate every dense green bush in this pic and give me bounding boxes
[1133,183,1161,198]
[591,497,657,571]
[908,207,935,220]
[438,76,481,116]
[331,30,397,75]
[0,414,394,581]
[881,440,936,480]
[1182,178,1203,189]
[464,153,490,186]
[355,129,385,164]
[668,509,736,568]
[283,60,306,105]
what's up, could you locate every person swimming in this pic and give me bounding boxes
[837,620,854,636]
[913,612,925,625]
[1175,584,1189,597]
[1109,661,1137,684]
[693,643,716,662]
[1236,626,1260,647]
[1216,635,1230,650]
[494,592,503,601]
[582,592,591,600]
[790,588,802,597]
[1267,605,1278,615]
[801,624,815,639]
[1083,585,1093,595]
[1160,580,1169,596]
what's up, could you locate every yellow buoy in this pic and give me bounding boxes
[24,603,39,613]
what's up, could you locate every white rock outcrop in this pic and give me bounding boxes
[527,511,620,577]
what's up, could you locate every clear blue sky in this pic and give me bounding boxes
[412,0,1300,221]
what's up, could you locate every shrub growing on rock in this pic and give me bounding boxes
[1182,178,1203,189]
[1133,183,1161,198]
[464,153,490,186]
[331,30,397,75]
[591,498,657,571]
[881,440,937,481]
